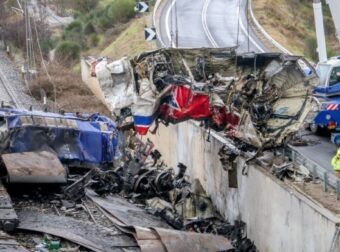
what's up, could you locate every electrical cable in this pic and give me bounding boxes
[32,16,58,110]
[24,0,29,74]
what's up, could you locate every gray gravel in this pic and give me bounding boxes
[0,51,41,109]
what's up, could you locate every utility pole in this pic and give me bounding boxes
[313,0,328,63]
[24,0,35,83]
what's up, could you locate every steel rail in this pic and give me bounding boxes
[0,67,21,108]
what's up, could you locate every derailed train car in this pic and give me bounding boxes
[0,108,120,183]
[93,48,319,148]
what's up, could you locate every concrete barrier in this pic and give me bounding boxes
[148,121,340,252]
[80,58,107,105]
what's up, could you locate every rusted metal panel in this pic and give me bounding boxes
[122,226,233,252]
[134,227,166,252]
[153,227,233,252]
[20,115,78,129]
[86,189,172,229]
[2,151,67,183]
[17,210,138,252]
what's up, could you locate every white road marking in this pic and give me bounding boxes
[202,0,219,48]
[153,0,166,47]
[163,0,265,52]
[166,0,177,47]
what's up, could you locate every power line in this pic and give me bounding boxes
[24,0,36,82]
[32,12,58,110]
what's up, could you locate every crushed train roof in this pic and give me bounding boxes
[89,48,319,148]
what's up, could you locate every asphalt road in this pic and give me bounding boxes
[155,0,337,174]
[292,133,337,173]
[157,0,266,52]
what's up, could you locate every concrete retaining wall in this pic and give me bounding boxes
[148,121,340,252]
[80,59,105,102]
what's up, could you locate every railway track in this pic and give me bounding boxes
[0,67,20,108]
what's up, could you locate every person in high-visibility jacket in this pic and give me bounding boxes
[331,149,340,177]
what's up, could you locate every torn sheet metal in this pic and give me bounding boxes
[152,227,233,252]
[0,108,120,167]
[17,210,138,252]
[86,189,172,229]
[95,58,136,113]
[115,225,233,252]
[174,179,215,220]
[63,169,96,200]
[2,151,67,183]
[0,231,28,252]
[118,226,166,252]
[91,48,318,147]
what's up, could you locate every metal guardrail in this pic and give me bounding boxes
[287,146,340,199]
[0,67,21,108]
[246,2,340,197]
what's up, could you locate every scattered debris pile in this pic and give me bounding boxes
[0,107,122,236]
[90,48,318,149]
[0,130,252,251]
[75,135,257,252]
[255,150,313,182]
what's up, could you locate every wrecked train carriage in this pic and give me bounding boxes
[0,108,120,175]
[94,48,318,148]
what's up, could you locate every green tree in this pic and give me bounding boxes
[64,21,85,47]
[107,0,136,23]
[74,0,99,13]
[55,41,81,64]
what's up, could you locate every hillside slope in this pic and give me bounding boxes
[253,0,340,60]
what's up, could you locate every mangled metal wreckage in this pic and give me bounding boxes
[0,108,120,183]
[94,48,318,148]
[0,108,121,231]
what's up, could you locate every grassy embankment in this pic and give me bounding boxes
[253,0,340,60]
[33,0,155,113]
[99,15,156,59]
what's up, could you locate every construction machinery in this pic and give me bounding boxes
[308,0,340,144]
